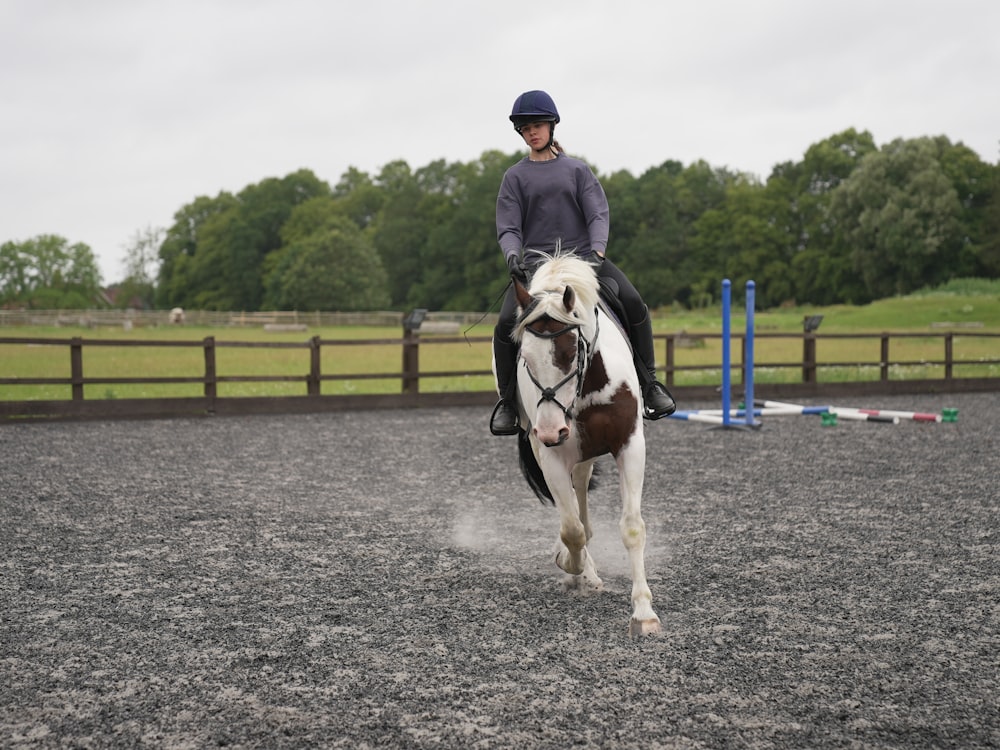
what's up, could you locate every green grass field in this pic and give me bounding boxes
[3,280,998,400]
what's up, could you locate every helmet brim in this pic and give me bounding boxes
[511,115,558,130]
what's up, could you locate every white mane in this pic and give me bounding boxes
[514,253,599,340]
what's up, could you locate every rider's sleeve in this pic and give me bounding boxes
[496,172,524,261]
[579,167,609,256]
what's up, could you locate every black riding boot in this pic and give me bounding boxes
[630,307,677,420]
[490,337,520,435]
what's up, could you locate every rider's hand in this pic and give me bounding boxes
[507,254,528,283]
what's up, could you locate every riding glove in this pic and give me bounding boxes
[507,254,528,284]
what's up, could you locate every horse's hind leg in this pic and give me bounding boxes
[574,462,596,544]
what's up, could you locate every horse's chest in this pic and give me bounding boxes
[577,383,640,459]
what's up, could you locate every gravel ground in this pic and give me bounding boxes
[2,391,998,749]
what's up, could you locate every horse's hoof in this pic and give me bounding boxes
[561,572,604,592]
[554,549,583,576]
[628,617,662,639]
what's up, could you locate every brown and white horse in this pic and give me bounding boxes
[496,254,661,637]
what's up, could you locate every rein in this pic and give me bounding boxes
[520,307,599,420]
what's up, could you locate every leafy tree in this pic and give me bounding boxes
[688,173,808,308]
[761,129,877,306]
[262,215,389,311]
[371,160,429,307]
[114,225,163,309]
[331,167,385,231]
[413,151,513,311]
[604,161,684,308]
[157,193,239,309]
[146,133,998,315]
[980,160,1000,276]
[226,169,331,310]
[167,204,252,310]
[832,137,965,300]
[371,158,482,308]
[280,196,335,246]
[157,170,330,311]
[0,235,102,308]
[932,136,997,276]
[605,160,737,308]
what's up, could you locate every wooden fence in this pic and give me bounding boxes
[0,308,486,329]
[1,330,998,422]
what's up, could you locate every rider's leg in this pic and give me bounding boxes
[630,306,676,419]
[490,289,521,435]
[598,260,676,419]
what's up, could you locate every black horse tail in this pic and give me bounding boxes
[518,428,554,505]
[517,428,600,506]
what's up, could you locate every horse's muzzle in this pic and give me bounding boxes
[536,425,570,447]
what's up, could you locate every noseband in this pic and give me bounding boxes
[519,307,598,420]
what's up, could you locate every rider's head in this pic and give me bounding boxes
[510,90,560,151]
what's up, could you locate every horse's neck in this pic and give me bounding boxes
[595,304,631,355]
[585,306,638,394]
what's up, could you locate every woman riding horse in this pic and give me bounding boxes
[491,90,676,435]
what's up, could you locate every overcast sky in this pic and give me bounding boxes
[3,0,998,283]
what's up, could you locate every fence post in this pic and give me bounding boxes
[402,330,419,395]
[880,335,890,381]
[203,336,217,399]
[401,309,426,395]
[70,337,84,401]
[308,336,321,395]
[944,333,953,380]
[802,333,817,383]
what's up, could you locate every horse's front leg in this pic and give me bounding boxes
[617,437,661,637]
[538,451,592,581]
[561,461,602,591]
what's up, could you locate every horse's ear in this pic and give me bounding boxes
[514,276,533,307]
[562,284,576,312]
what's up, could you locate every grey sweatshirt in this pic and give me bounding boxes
[496,153,610,263]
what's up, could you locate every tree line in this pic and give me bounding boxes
[3,129,998,313]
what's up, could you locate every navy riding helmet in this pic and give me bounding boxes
[510,90,560,132]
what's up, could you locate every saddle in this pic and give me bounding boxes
[596,277,632,352]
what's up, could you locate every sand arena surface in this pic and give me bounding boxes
[2,392,998,748]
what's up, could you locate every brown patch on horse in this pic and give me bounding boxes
[524,315,578,373]
[577,381,640,460]
[551,323,578,372]
[580,349,611,393]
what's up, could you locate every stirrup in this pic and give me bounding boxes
[489,399,520,436]
[642,382,677,420]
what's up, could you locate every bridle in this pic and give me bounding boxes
[518,302,599,421]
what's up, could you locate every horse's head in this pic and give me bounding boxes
[512,255,599,447]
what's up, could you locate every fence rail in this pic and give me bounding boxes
[0,308,491,329]
[2,330,998,422]
[661,330,1000,385]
